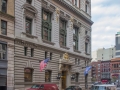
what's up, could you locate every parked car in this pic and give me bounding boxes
[65,85,82,90]
[27,83,59,90]
[90,84,117,90]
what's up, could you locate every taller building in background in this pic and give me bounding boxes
[14,0,93,90]
[115,31,120,58]
[92,47,115,61]
[0,0,15,90]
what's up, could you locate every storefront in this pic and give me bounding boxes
[101,79,111,84]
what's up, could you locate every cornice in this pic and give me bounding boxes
[0,35,14,41]
[54,0,93,25]
[15,38,92,60]
[0,11,15,21]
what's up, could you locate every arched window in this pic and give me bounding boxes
[24,68,33,82]
[45,70,51,82]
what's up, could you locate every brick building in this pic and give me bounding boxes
[111,58,120,82]
[101,61,111,83]
[91,60,111,83]
[91,60,101,82]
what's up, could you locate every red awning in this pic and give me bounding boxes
[112,74,119,76]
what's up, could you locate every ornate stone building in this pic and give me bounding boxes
[0,0,15,90]
[14,0,93,90]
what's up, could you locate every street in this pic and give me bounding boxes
[117,86,120,90]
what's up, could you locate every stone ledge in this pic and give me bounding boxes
[74,50,81,53]
[22,32,38,39]
[42,39,55,45]
[60,45,70,50]
[0,11,15,21]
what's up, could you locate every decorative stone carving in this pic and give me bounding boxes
[70,17,74,29]
[63,53,69,60]
[42,0,55,13]
[56,8,60,23]
[22,3,38,18]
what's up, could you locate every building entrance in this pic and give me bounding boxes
[61,71,67,90]
[0,76,7,90]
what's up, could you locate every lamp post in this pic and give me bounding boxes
[82,66,88,90]
[56,73,62,80]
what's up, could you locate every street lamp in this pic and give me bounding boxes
[56,73,62,80]
[71,74,75,80]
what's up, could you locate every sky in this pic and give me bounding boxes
[91,0,120,51]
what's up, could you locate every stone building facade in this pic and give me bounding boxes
[14,0,93,90]
[0,0,15,90]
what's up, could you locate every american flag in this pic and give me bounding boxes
[40,58,50,71]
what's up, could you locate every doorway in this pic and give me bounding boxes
[61,71,67,89]
[0,76,7,90]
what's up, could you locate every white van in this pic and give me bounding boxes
[90,84,117,90]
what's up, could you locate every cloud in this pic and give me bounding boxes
[91,0,120,51]
[92,5,120,16]
[91,0,109,6]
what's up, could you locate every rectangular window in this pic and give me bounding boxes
[75,0,77,6]
[42,10,52,41]
[0,43,7,60]
[60,19,67,46]
[26,17,32,34]
[50,52,52,60]
[1,20,7,35]
[24,47,27,56]
[85,31,88,35]
[78,59,80,65]
[85,4,87,12]
[85,42,88,53]
[24,68,33,82]
[45,70,51,82]
[73,26,79,50]
[75,73,79,82]
[1,0,7,13]
[75,58,78,65]
[45,51,47,59]
[31,48,34,57]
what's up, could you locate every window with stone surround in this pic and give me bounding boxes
[1,0,7,13]
[0,43,7,60]
[42,9,52,41]
[59,19,67,46]
[1,20,7,35]
[26,17,32,34]
[73,26,79,50]
[45,70,51,82]
[85,0,90,13]
[24,68,33,82]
